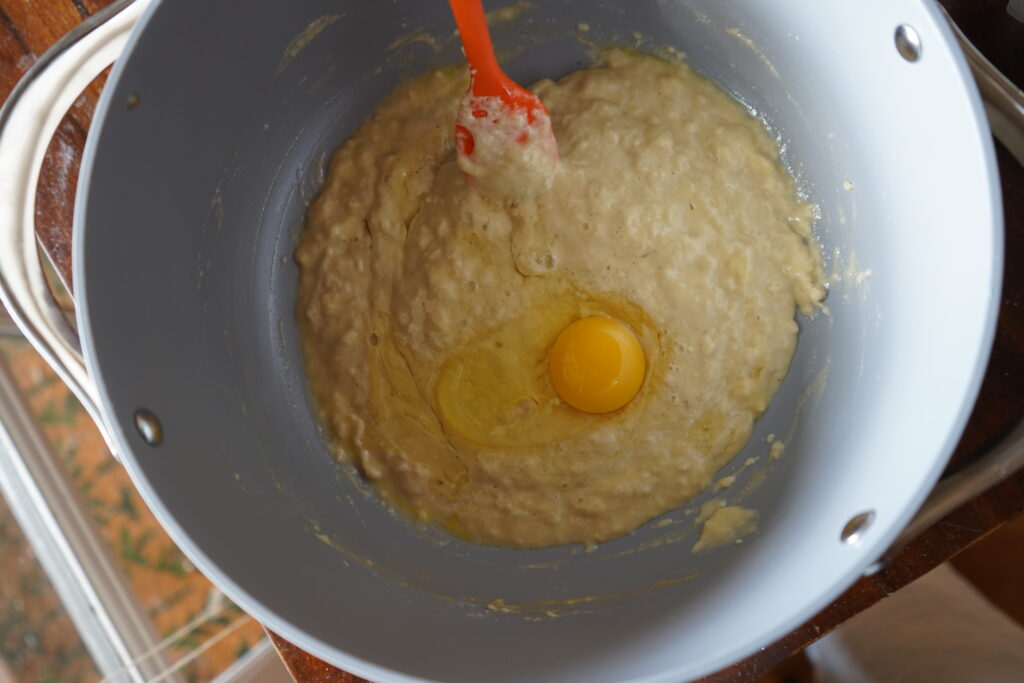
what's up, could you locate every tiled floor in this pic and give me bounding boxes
[0,337,265,681]
[0,491,97,683]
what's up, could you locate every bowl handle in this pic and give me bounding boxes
[885,420,1024,563]
[944,7,1024,165]
[0,0,151,459]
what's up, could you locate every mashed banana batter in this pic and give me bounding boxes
[296,50,824,548]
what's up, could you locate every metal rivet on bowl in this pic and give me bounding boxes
[894,24,922,62]
[862,561,882,576]
[841,511,875,544]
[134,409,163,446]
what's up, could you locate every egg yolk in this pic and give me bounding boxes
[548,316,646,414]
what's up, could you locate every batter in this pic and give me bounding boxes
[295,50,824,548]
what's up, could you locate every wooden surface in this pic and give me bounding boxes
[1,1,1022,681]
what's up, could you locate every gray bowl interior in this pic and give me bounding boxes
[77,1,999,681]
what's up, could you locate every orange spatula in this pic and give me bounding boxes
[448,0,559,195]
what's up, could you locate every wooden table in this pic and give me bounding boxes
[2,1,1022,680]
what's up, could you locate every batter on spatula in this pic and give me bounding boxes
[295,50,824,548]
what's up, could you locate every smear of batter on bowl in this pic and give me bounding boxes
[295,50,824,548]
[692,504,759,553]
[276,14,343,75]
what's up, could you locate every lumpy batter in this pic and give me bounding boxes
[295,51,824,548]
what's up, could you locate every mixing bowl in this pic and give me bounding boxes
[0,1,1007,680]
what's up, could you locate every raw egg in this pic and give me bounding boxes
[548,316,646,413]
[434,287,653,449]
